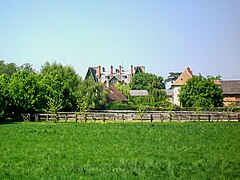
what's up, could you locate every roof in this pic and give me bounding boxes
[220,80,240,95]
[85,67,98,82]
[130,90,149,96]
[103,84,128,102]
[172,67,193,86]
[214,80,221,85]
[108,75,121,84]
[134,66,143,74]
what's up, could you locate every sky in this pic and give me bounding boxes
[1,0,240,79]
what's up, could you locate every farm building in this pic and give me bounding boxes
[220,80,240,107]
[85,65,145,85]
[171,67,193,106]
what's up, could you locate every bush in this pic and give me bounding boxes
[105,101,137,110]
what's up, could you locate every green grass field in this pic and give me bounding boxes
[1,122,240,179]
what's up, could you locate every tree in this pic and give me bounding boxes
[0,60,18,76]
[206,75,222,80]
[129,73,165,91]
[20,63,36,74]
[40,62,82,111]
[40,69,69,114]
[115,82,130,99]
[76,79,106,110]
[8,70,41,114]
[129,72,167,105]
[179,75,223,108]
[165,72,181,83]
[0,74,10,116]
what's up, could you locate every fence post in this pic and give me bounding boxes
[178,114,181,122]
[122,114,125,122]
[169,113,172,122]
[75,113,78,123]
[65,113,68,123]
[208,114,211,122]
[151,114,153,122]
[47,114,49,121]
[93,115,96,123]
[103,114,105,122]
[238,114,240,122]
[228,114,230,122]
[160,114,163,122]
[35,114,38,122]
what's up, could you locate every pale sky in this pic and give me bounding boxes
[1,0,240,79]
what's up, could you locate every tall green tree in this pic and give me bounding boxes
[179,75,223,107]
[40,62,82,111]
[8,70,41,114]
[0,74,10,116]
[165,72,181,83]
[129,73,165,91]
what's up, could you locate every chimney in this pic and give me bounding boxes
[119,65,122,81]
[102,67,105,72]
[97,65,101,78]
[130,65,133,77]
[110,66,113,74]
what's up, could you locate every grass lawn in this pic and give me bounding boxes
[0,122,240,179]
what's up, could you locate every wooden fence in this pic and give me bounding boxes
[21,110,240,122]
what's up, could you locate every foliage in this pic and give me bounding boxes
[8,70,41,114]
[46,94,63,122]
[0,74,10,115]
[105,101,135,110]
[1,122,240,179]
[129,72,168,107]
[40,62,82,112]
[165,72,181,83]
[20,63,36,73]
[179,75,224,107]
[207,75,222,80]
[76,79,106,110]
[129,72,165,91]
[137,104,147,120]
[0,60,18,76]
[115,82,131,99]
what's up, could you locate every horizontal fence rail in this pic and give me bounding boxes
[21,110,240,123]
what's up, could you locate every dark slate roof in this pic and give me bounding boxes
[103,84,128,102]
[220,80,240,94]
[108,75,121,84]
[130,90,149,96]
[85,67,98,82]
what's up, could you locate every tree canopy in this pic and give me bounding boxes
[129,73,165,91]
[179,75,223,108]
[0,60,18,76]
[76,78,106,110]
[165,72,181,83]
[128,73,169,107]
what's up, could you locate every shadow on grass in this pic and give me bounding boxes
[0,116,22,125]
